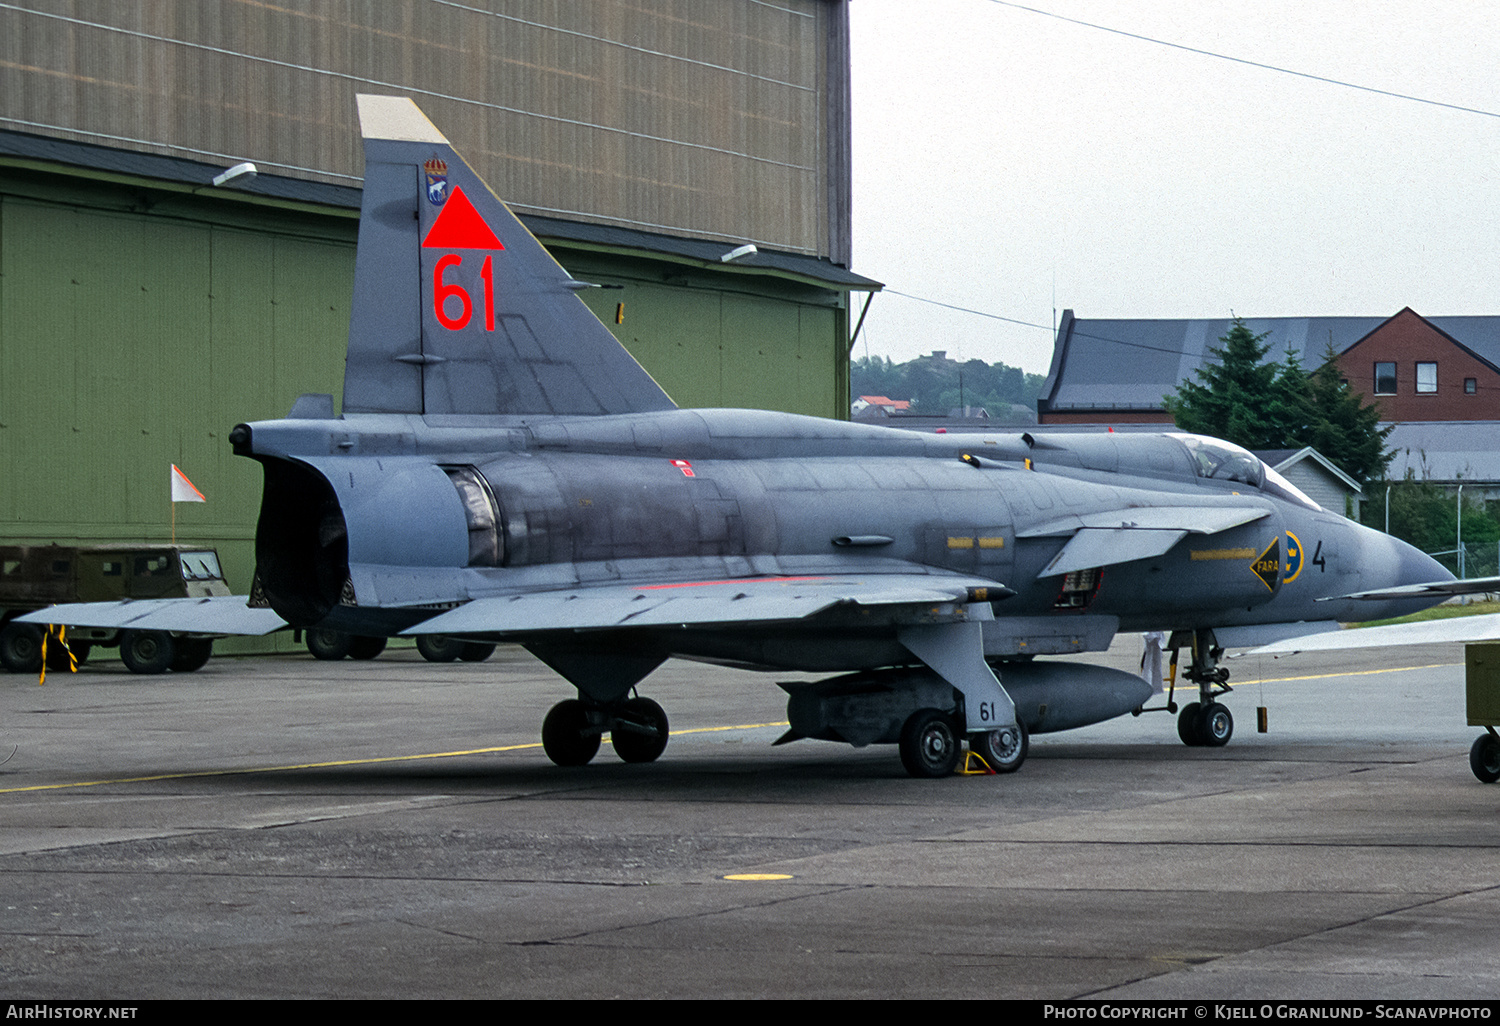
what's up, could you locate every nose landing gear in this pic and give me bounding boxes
[1169,629,1235,748]
[1177,700,1234,747]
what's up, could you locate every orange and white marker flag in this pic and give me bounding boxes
[171,464,206,503]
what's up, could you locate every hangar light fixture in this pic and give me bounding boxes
[720,243,757,263]
[212,162,258,188]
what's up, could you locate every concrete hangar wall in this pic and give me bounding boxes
[0,0,878,638]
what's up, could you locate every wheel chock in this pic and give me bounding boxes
[960,750,997,775]
[37,622,78,685]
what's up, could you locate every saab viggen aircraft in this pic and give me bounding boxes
[25,96,1471,778]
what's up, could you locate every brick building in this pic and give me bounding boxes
[1034,308,1500,517]
[1338,308,1500,422]
[1037,308,1500,427]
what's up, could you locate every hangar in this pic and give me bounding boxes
[0,1,877,651]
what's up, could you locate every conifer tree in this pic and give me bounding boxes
[1165,323,1391,488]
[1266,348,1317,449]
[1162,318,1278,449]
[1304,342,1392,487]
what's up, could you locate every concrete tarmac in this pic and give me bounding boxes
[1,638,1497,999]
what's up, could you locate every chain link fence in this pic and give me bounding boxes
[1427,543,1500,581]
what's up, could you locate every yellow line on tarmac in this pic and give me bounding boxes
[1228,662,1456,686]
[0,744,543,794]
[0,720,792,796]
[5,667,1450,797]
[670,720,788,736]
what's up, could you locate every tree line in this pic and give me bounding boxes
[851,354,1046,419]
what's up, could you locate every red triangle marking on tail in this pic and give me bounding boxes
[421,186,504,250]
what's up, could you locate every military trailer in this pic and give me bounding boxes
[1465,643,1500,783]
[0,544,229,674]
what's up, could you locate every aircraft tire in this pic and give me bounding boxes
[416,635,462,662]
[542,699,600,767]
[348,636,387,660]
[458,642,496,662]
[0,622,44,673]
[120,630,175,675]
[612,697,670,764]
[1200,702,1233,747]
[1470,734,1500,784]
[899,708,962,778]
[1177,702,1204,746]
[170,638,213,673]
[970,719,1028,773]
[306,629,352,661]
[1176,705,1200,744]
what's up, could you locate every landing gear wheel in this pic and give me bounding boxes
[169,638,213,673]
[0,622,43,673]
[899,708,962,778]
[458,642,496,662]
[1177,702,1203,746]
[348,636,387,660]
[306,629,352,661]
[1471,734,1500,783]
[612,697,670,764]
[970,719,1029,773]
[1200,702,1233,747]
[120,630,174,675]
[416,635,462,662]
[542,699,600,767]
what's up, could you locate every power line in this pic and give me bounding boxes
[884,289,1052,333]
[883,290,1500,390]
[987,1,1500,121]
[883,290,1202,357]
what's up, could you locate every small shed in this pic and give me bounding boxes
[1254,448,1364,517]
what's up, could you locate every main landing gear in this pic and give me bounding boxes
[898,709,962,778]
[970,718,1029,773]
[1169,628,1234,748]
[541,694,671,767]
[895,710,1029,779]
[894,617,1026,778]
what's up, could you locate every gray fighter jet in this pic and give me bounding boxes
[25,97,1461,777]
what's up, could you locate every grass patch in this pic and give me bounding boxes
[1351,599,1500,629]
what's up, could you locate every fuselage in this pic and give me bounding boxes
[233,407,1451,670]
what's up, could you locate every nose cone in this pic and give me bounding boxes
[1392,534,1454,588]
[1353,529,1453,620]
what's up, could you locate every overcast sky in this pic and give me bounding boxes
[847,0,1500,373]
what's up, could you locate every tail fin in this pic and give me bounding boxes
[343,95,676,417]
